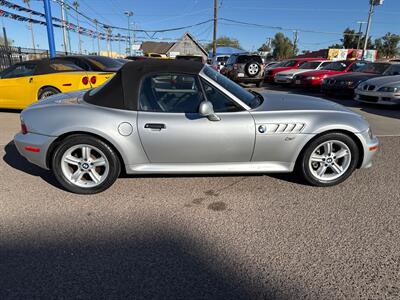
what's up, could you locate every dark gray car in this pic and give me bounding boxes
[222,54,264,87]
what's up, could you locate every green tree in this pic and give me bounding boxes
[271,32,294,59]
[379,33,400,58]
[205,36,242,51]
[341,28,359,49]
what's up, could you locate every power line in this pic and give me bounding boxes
[220,18,366,37]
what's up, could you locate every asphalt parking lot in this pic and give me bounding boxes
[1,88,399,299]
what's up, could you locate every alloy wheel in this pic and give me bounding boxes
[60,144,110,188]
[308,140,352,182]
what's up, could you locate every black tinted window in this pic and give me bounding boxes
[357,63,390,74]
[384,65,400,75]
[201,79,242,112]
[86,56,123,71]
[139,74,203,113]
[1,64,36,78]
[236,55,263,64]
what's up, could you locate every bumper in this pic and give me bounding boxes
[355,90,400,106]
[322,85,355,96]
[13,132,56,170]
[274,76,293,84]
[293,78,322,88]
[355,130,379,169]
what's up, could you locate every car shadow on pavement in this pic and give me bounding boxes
[2,141,63,190]
[0,227,304,299]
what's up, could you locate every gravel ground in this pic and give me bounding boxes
[0,94,399,299]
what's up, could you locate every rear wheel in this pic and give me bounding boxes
[52,135,121,194]
[38,87,60,100]
[298,133,359,187]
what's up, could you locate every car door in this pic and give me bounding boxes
[137,73,255,163]
[0,63,37,108]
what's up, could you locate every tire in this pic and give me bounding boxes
[38,87,60,100]
[298,132,359,187]
[256,81,263,88]
[245,61,261,78]
[51,134,121,194]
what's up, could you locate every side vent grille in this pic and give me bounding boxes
[258,123,305,134]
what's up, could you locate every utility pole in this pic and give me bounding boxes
[60,0,69,54]
[94,19,100,55]
[73,1,82,54]
[212,0,217,57]
[356,21,367,50]
[363,0,384,59]
[43,0,56,58]
[293,30,299,56]
[1,16,11,65]
[124,11,133,56]
[24,0,36,54]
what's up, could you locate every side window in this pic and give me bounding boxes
[1,64,36,79]
[385,65,400,76]
[200,78,242,112]
[348,62,366,72]
[139,74,203,113]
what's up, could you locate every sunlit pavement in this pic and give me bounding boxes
[1,88,399,298]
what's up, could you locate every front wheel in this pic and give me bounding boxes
[298,133,359,187]
[51,135,121,194]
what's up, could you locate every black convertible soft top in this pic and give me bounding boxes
[84,59,204,110]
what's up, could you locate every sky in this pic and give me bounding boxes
[1,0,399,54]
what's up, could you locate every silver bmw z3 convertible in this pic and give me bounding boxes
[14,60,379,194]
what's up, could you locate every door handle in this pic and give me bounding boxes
[145,123,166,130]
[29,77,33,83]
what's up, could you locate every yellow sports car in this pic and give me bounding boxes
[0,58,114,109]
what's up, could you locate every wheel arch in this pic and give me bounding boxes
[37,85,62,100]
[295,129,365,169]
[46,131,126,173]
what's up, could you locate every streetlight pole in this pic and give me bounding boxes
[94,19,100,55]
[24,0,36,54]
[124,11,133,56]
[363,0,384,59]
[212,0,217,57]
[60,0,69,54]
[73,1,82,54]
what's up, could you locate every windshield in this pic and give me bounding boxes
[202,66,261,109]
[321,61,350,71]
[356,63,391,74]
[298,61,322,69]
[87,56,123,71]
[279,60,297,67]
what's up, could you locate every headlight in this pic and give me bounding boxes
[378,86,399,93]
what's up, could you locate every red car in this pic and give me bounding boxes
[264,58,325,83]
[292,60,368,88]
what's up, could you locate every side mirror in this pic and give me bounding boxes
[199,101,220,121]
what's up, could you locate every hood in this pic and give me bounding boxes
[330,72,381,82]
[253,92,355,114]
[26,90,85,110]
[360,74,400,87]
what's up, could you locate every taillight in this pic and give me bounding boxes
[21,120,28,134]
[90,76,97,84]
[82,76,89,85]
